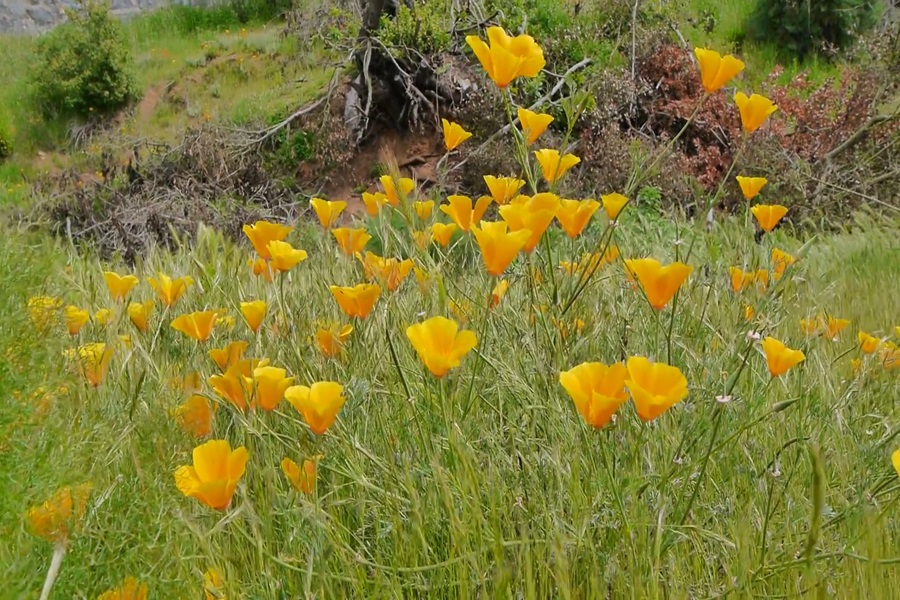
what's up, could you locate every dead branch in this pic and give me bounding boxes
[822,112,897,162]
[235,70,341,149]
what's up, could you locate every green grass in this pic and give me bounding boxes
[1,194,898,597]
[0,5,324,184]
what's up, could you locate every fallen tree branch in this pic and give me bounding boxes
[822,113,896,162]
[235,69,341,149]
[449,57,592,173]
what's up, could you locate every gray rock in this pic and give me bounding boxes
[1,0,226,33]
[26,6,59,26]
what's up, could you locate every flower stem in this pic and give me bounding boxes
[39,543,66,600]
[461,277,494,419]
[559,225,616,316]
[675,337,756,528]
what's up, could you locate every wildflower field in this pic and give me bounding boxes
[2,26,900,600]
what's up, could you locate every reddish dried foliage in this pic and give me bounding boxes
[633,43,894,196]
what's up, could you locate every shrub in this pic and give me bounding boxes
[30,1,139,119]
[379,0,453,55]
[0,111,13,160]
[229,0,294,22]
[747,0,876,59]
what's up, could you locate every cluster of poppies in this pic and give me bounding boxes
[20,25,899,600]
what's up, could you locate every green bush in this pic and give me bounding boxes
[0,111,12,160]
[748,0,876,58]
[379,1,453,55]
[30,1,139,119]
[229,0,294,22]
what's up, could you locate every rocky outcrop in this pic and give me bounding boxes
[0,1,216,33]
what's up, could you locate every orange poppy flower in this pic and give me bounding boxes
[174,439,249,510]
[285,381,347,435]
[171,311,218,342]
[559,361,628,429]
[624,258,693,310]
[243,220,293,259]
[330,284,381,318]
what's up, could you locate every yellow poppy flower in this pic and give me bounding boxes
[96,577,148,600]
[624,258,693,310]
[171,371,202,398]
[881,342,898,371]
[285,381,347,435]
[550,316,586,339]
[858,331,880,354]
[310,198,347,229]
[171,311,218,342]
[73,343,114,387]
[555,198,600,238]
[204,568,225,600]
[358,252,414,291]
[174,439,249,511]
[893,449,900,478]
[127,300,154,333]
[245,366,294,411]
[483,175,525,205]
[498,192,560,252]
[316,323,353,358]
[601,193,629,220]
[823,316,850,341]
[736,175,767,200]
[330,283,381,318]
[801,317,821,336]
[559,362,628,429]
[243,220,293,259]
[267,240,308,273]
[750,204,788,233]
[209,360,258,411]
[209,341,249,372]
[414,200,434,221]
[771,248,795,280]
[26,483,92,544]
[534,149,580,185]
[761,337,805,377]
[465,26,545,88]
[147,273,194,308]
[517,107,553,145]
[728,266,755,293]
[694,48,745,93]
[249,257,273,282]
[406,316,478,378]
[471,221,531,276]
[734,92,778,133]
[430,222,459,247]
[331,227,371,256]
[441,118,473,151]
[64,306,90,336]
[440,194,493,232]
[174,394,216,438]
[281,457,318,494]
[239,300,267,333]
[625,356,689,421]
[491,279,509,308]
[103,271,139,302]
[380,175,416,206]
[362,191,389,216]
[92,308,114,327]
